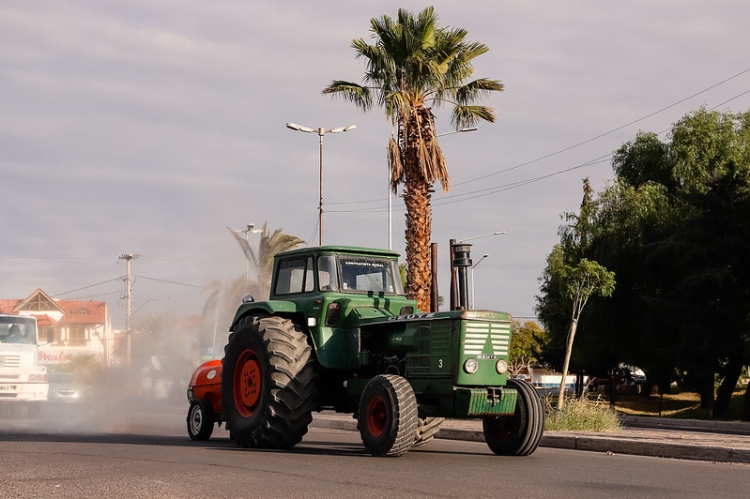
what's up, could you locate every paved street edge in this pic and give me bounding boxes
[311,414,750,464]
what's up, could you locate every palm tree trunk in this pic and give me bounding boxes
[404,180,433,313]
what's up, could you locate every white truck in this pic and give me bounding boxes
[0,314,49,416]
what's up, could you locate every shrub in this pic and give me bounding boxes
[544,395,621,432]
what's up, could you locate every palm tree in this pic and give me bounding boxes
[322,7,503,312]
[202,223,304,357]
[226,222,305,299]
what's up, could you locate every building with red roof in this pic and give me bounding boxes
[0,288,114,366]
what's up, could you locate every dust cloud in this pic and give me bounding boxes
[1,311,233,437]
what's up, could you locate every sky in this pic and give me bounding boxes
[2,1,749,330]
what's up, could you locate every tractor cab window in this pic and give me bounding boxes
[317,255,339,292]
[338,257,404,295]
[275,257,315,295]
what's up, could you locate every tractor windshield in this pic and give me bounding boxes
[337,256,404,295]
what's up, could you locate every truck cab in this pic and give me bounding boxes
[0,314,49,415]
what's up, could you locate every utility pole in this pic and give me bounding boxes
[118,253,140,365]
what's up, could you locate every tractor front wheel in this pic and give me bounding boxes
[221,315,318,449]
[358,374,418,457]
[483,378,545,456]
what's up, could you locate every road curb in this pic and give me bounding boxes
[540,434,750,464]
[311,415,750,464]
[621,415,750,435]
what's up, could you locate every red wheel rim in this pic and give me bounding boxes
[366,395,387,437]
[234,349,262,418]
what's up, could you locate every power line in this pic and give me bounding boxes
[53,276,126,297]
[325,68,750,212]
[136,275,204,289]
[61,291,122,301]
[452,67,750,188]
[0,254,115,260]
[327,156,611,214]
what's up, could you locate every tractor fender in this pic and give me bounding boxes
[229,300,304,331]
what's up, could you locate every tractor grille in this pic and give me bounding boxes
[463,322,511,357]
[426,322,451,353]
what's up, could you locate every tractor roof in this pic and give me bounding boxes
[275,245,401,260]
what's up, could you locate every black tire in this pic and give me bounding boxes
[413,417,445,447]
[358,374,418,457]
[187,400,215,441]
[483,378,545,456]
[221,315,317,449]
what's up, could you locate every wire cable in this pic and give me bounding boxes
[53,276,126,297]
[135,276,203,289]
[325,69,750,212]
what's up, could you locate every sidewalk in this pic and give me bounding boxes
[311,412,750,464]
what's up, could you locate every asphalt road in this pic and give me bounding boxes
[2,416,748,499]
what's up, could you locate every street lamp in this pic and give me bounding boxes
[388,127,477,250]
[287,122,356,246]
[241,223,261,281]
[458,230,506,243]
[455,231,506,310]
[471,254,489,310]
[436,127,478,137]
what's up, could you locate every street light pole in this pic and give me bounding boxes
[241,223,261,281]
[287,122,356,246]
[471,254,489,310]
[456,231,506,310]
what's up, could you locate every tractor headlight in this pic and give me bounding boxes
[463,358,479,374]
[495,359,508,374]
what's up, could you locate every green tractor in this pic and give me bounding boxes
[221,244,544,457]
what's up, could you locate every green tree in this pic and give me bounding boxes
[538,108,750,419]
[509,320,549,374]
[323,6,503,312]
[553,256,615,408]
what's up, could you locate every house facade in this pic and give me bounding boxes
[0,288,116,366]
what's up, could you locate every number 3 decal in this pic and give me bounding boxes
[438,359,443,369]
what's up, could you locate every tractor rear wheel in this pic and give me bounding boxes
[187,399,215,441]
[483,378,545,456]
[358,374,418,457]
[221,315,317,449]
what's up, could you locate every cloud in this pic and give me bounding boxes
[2,0,749,328]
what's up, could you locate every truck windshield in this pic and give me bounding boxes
[0,316,37,345]
[338,256,404,295]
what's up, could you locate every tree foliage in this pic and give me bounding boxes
[509,320,549,374]
[323,7,503,312]
[537,108,750,418]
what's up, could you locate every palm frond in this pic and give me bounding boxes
[226,226,258,270]
[455,78,505,105]
[388,136,404,192]
[322,81,373,110]
[451,104,497,129]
